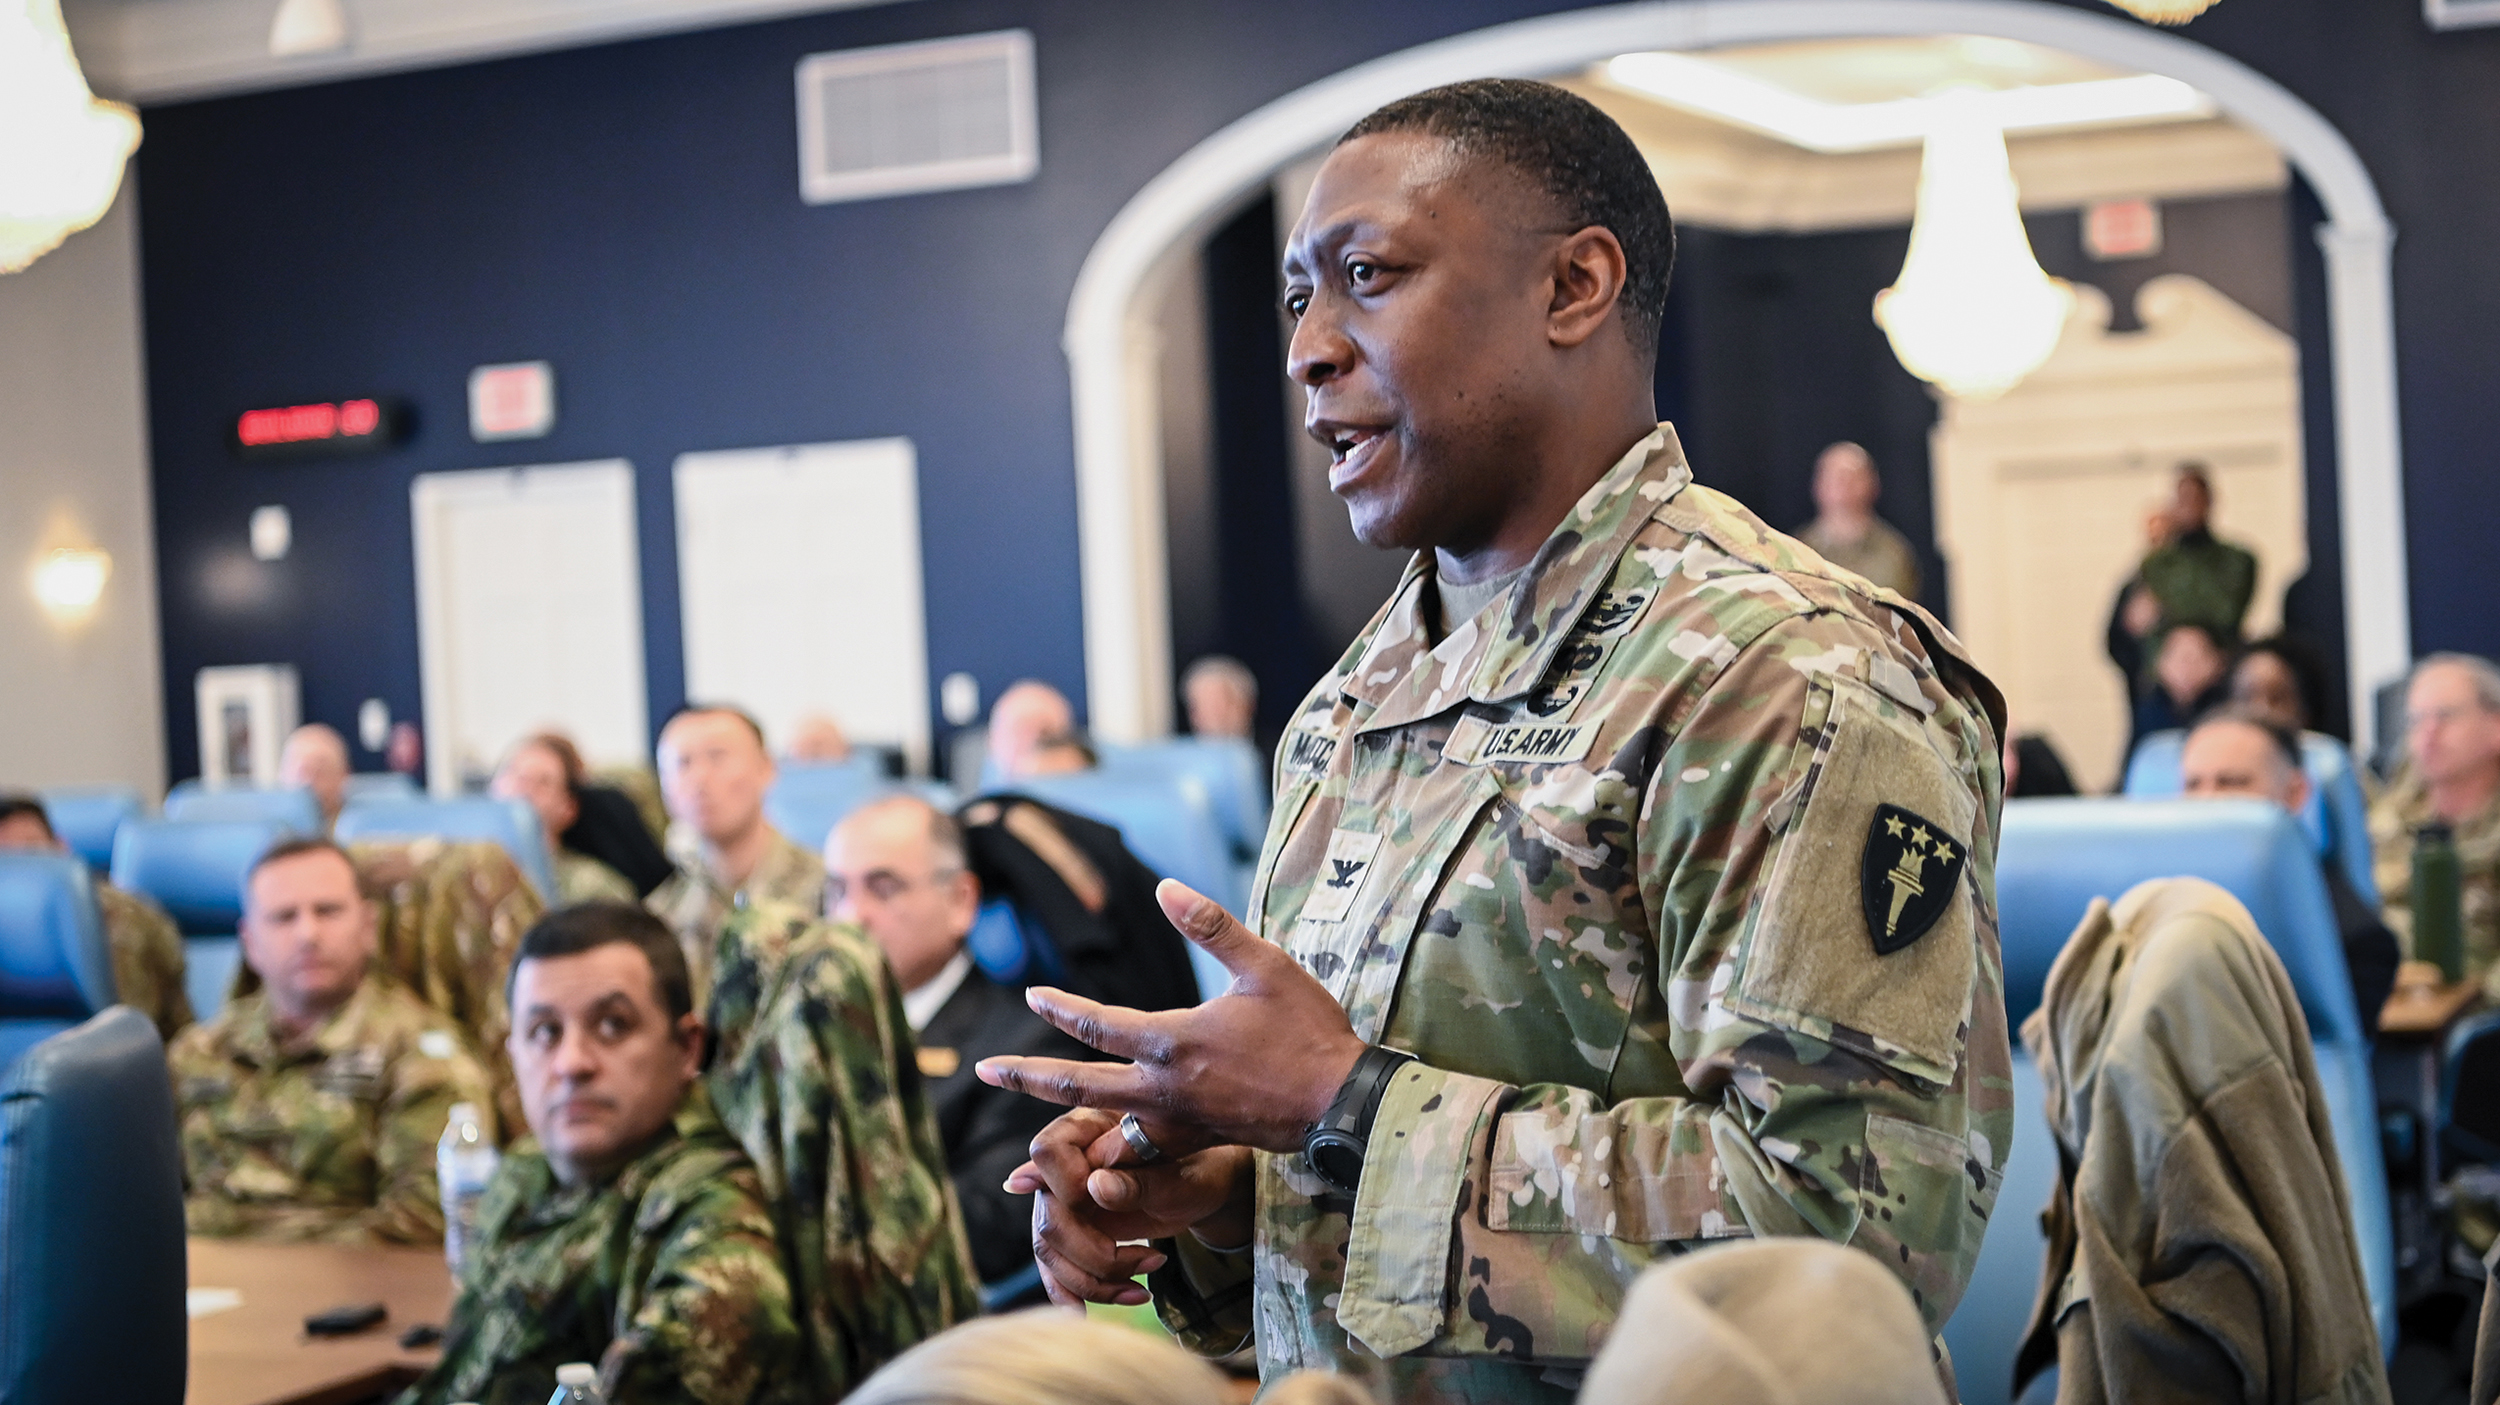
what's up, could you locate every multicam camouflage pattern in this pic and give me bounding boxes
[97,879,191,1041]
[648,828,826,1012]
[2370,776,2500,992]
[1796,516,1921,601]
[169,977,494,1244]
[399,1088,799,1405]
[1150,427,2009,1403]
[704,901,980,1402]
[555,849,638,905]
[2138,530,2259,650]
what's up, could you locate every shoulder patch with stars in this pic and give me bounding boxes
[1860,803,1967,956]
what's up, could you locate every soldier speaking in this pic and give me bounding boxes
[979,77,2009,1403]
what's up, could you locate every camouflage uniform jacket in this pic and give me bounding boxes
[703,902,979,1403]
[648,827,826,1011]
[1150,426,2010,1402]
[2369,773,2500,992]
[555,848,639,905]
[169,977,495,1244]
[400,1088,799,1405]
[98,879,192,1041]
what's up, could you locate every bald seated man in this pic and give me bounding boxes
[279,724,352,832]
[986,681,1092,782]
[1795,441,1920,599]
[647,704,824,1008]
[824,793,1092,1293]
[0,794,191,1040]
[2371,653,2500,991]
[2182,709,2398,1035]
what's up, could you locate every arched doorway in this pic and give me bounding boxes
[1063,0,2406,744]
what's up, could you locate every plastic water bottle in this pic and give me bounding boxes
[548,1362,605,1405]
[2414,823,2464,984]
[437,1102,499,1274]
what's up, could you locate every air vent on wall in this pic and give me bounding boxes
[796,29,1038,205]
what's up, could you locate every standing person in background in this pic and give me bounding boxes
[2105,506,2178,688]
[0,794,192,1040]
[279,724,352,833]
[2371,654,2500,988]
[2137,463,2260,652]
[1794,441,1921,599]
[647,705,824,1007]
[491,734,637,905]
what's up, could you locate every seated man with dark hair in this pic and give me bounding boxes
[2181,708,2400,1035]
[405,902,798,1405]
[170,836,494,1243]
[0,792,192,1040]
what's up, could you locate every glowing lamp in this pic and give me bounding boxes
[1873,100,2075,401]
[2107,0,2221,24]
[32,545,110,621]
[0,0,141,276]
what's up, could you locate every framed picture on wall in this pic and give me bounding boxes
[195,665,301,788]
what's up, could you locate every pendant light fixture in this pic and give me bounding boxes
[2106,0,2221,24]
[0,0,140,275]
[1873,96,2074,401]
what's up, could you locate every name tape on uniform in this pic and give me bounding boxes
[1449,719,1600,767]
[1284,727,1340,776]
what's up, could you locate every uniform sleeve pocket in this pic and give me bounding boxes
[1725,676,1977,1086]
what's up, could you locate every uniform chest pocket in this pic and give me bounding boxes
[1726,675,1977,1086]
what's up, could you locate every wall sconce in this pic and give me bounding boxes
[32,545,110,625]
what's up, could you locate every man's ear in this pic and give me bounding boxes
[673,1012,706,1076]
[1546,226,1629,350]
[2284,771,2313,815]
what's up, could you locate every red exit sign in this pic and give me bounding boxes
[230,397,406,459]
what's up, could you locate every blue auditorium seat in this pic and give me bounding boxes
[334,796,558,905]
[36,786,142,875]
[0,853,114,1073]
[1100,737,1271,902]
[1943,798,2394,1405]
[343,771,421,802]
[164,783,323,835]
[2121,729,2380,906]
[0,1007,187,1403]
[1010,770,1238,998]
[765,756,896,854]
[112,818,288,1019]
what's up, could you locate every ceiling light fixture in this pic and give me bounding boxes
[32,545,111,623]
[268,0,348,58]
[1872,98,2075,400]
[2106,0,2221,24]
[1603,50,2212,154]
[0,0,141,275]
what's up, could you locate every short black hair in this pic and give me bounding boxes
[507,901,693,1022]
[2234,634,2330,732]
[0,794,55,839]
[2190,705,2305,773]
[1341,78,1674,362]
[661,702,767,752]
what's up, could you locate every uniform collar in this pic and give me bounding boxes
[227,974,378,1068]
[508,1083,726,1225]
[1345,425,1690,735]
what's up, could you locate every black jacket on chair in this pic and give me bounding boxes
[957,795,1201,1014]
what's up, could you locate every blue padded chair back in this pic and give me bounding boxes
[37,787,142,875]
[334,797,557,905]
[1990,796,2393,1358]
[0,1007,188,1403]
[0,854,113,1073]
[110,818,287,937]
[1012,770,1239,914]
[2120,730,2379,908]
[965,897,1065,989]
[765,757,893,854]
[343,772,420,803]
[1098,738,1271,859]
[163,784,323,835]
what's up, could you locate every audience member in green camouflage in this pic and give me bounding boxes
[171,838,493,1244]
[0,796,194,1041]
[647,705,826,1009]
[705,900,979,1401]
[492,732,642,905]
[985,82,2007,1403]
[404,903,797,1405]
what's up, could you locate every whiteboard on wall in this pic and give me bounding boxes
[411,460,649,795]
[673,438,931,771]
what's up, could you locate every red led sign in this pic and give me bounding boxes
[230,397,407,460]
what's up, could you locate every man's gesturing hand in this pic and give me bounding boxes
[1006,1108,1252,1307]
[975,880,1367,1154]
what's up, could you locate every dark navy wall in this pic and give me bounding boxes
[136,0,2500,783]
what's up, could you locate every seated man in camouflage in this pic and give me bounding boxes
[647,704,824,1008]
[405,902,798,1405]
[0,792,192,1040]
[170,836,493,1242]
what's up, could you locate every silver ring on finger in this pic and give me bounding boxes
[1119,1113,1166,1165]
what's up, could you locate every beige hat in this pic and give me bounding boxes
[1578,1240,1948,1405]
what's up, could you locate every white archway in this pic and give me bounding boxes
[1065,0,2406,741]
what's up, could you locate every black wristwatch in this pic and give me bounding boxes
[1302,1044,1414,1196]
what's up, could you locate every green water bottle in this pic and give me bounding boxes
[2414,822,2464,984]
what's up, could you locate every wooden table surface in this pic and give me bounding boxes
[187,1237,454,1405]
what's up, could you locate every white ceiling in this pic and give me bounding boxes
[62,0,911,103]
